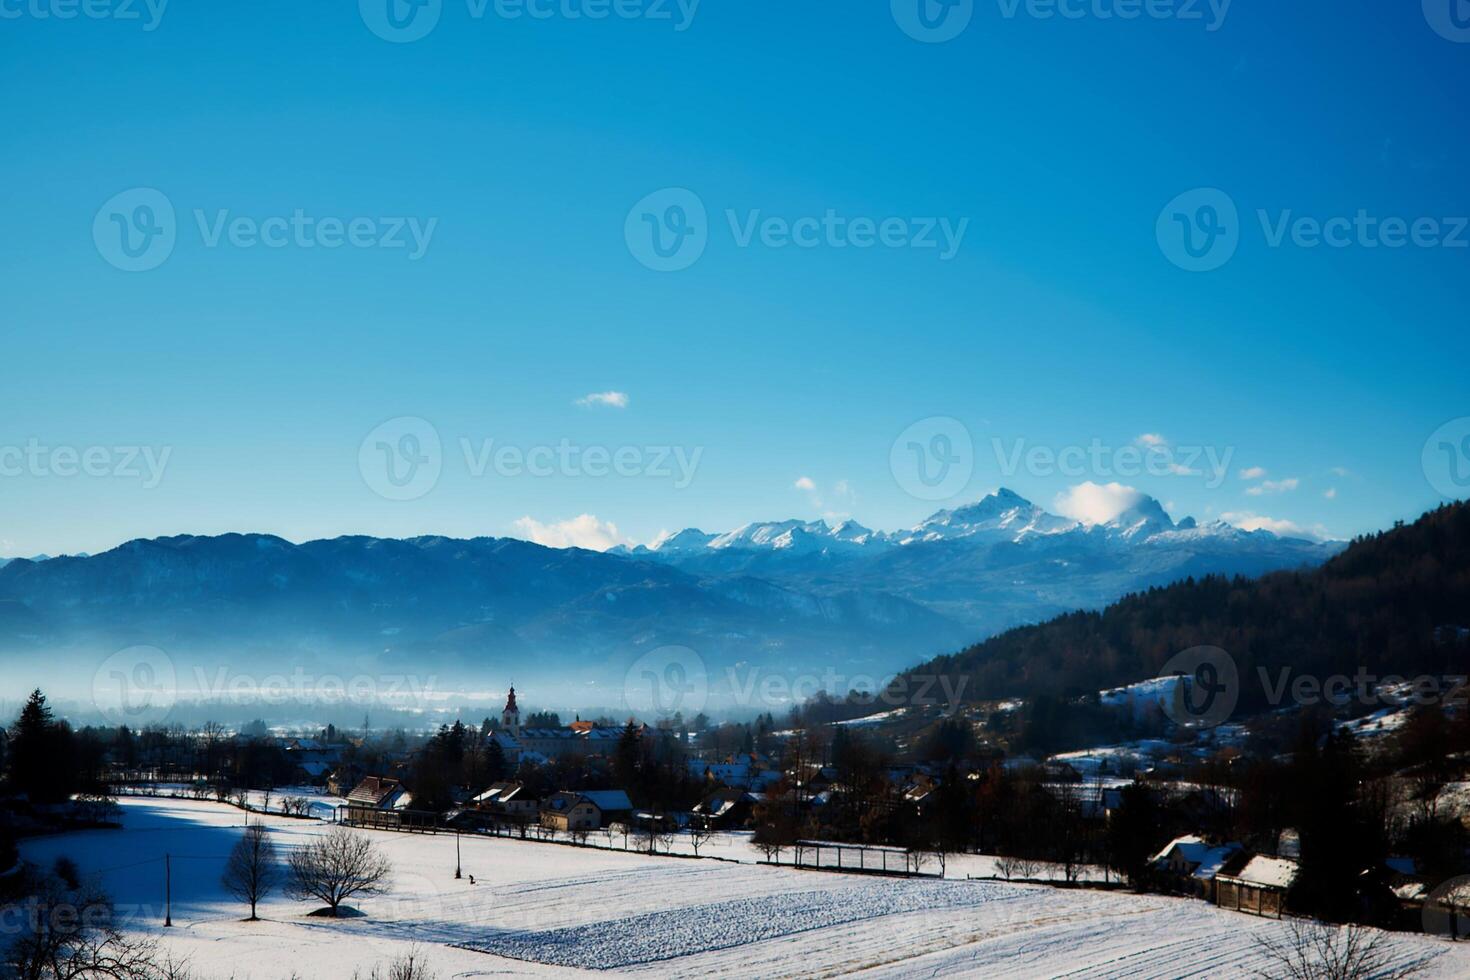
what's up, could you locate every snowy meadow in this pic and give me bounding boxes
[15,796,1470,979]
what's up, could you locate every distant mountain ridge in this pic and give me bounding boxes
[0,491,1338,690]
[614,489,1339,639]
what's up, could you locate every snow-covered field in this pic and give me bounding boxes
[17,797,1470,979]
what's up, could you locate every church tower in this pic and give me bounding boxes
[502,686,521,739]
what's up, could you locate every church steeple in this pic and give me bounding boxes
[502,686,520,739]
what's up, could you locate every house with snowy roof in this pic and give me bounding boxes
[1215,854,1300,918]
[1150,834,1243,899]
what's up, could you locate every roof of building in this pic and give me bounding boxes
[580,790,632,811]
[346,776,402,806]
[1151,835,1243,879]
[1222,855,1300,890]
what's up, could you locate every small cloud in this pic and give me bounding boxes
[793,476,816,492]
[1222,510,1329,541]
[574,391,629,409]
[1329,466,1351,478]
[1324,487,1337,499]
[1136,433,1168,448]
[1246,477,1299,496]
[1166,462,1198,476]
[512,514,628,552]
[1054,481,1144,525]
[1239,466,1267,480]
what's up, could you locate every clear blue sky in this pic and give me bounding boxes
[3,1,1467,556]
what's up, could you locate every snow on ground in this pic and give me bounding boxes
[18,797,1470,979]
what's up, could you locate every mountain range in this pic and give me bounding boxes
[0,490,1338,699]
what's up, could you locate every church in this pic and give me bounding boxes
[491,687,638,762]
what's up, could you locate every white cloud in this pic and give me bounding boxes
[1136,433,1168,447]
[1239,466,1267,480]
[1246,477,1299,496]
[574,391,629,409]
[1330,466,1351,477]
[793,476,816,492]
[512,514,628,551]
[1053,481,1144,525]
[1221,510,1329,541]
[1323,487,1337,499]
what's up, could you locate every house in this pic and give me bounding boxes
[538,789,633,832]
[1150,835,1243,898]
[693,788,759,829]
[579,790,633,825]
[540,792,602,832]
[472,781,538,821]
[346,776,412,810]
[1215,854,1300,918]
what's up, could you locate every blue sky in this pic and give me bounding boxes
[2,0,1468,556]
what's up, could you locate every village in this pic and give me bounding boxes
[12,677,1455,942]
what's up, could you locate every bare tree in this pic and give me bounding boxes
[286,826,392,916]
[686,824,716,857]
[222,822,280,920]
[5,874,191,980]
[1255,920,1423,980]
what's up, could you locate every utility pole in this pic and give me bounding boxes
[164,854,172,927]
[454,830,462,879]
